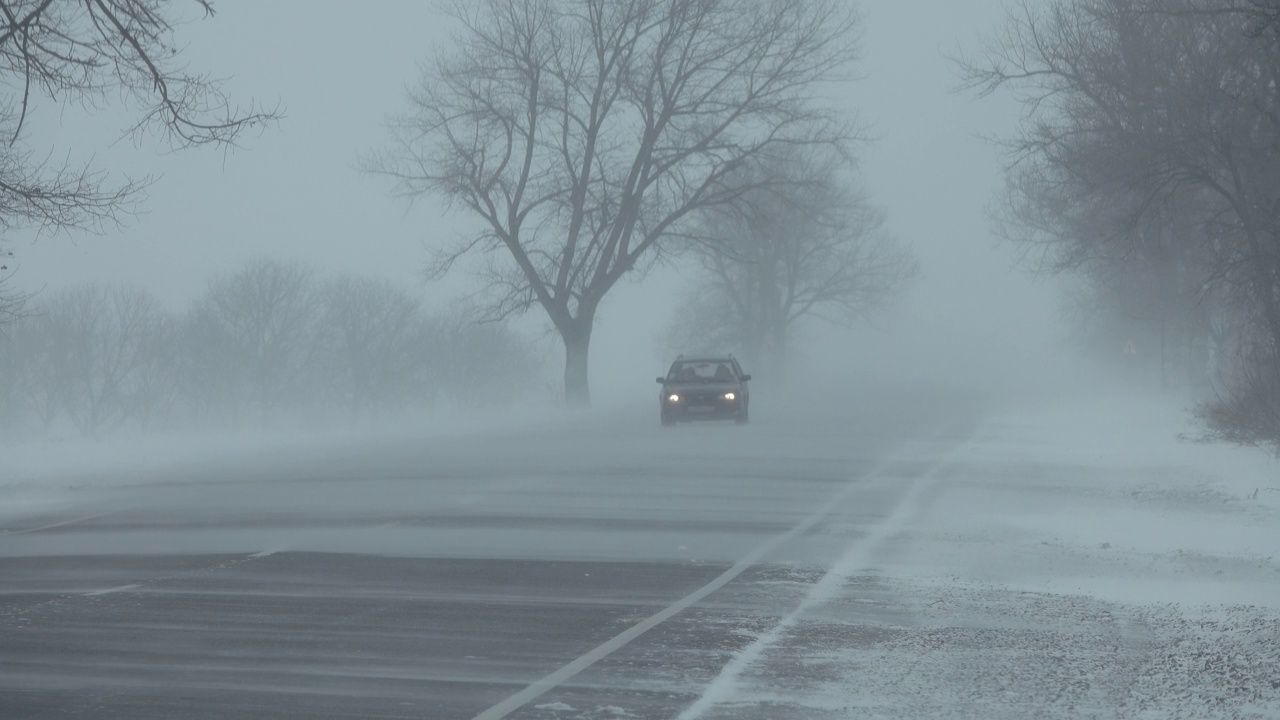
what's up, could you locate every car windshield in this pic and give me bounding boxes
[669,361,734,382]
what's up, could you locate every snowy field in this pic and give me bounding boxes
[673,395,1280,719]
[2,391,1278,718]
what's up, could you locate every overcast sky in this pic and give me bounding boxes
[13,0,1074,404]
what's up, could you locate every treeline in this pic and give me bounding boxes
[661,147,918,382]
[0,259,539,438]
[966,0,1280,450]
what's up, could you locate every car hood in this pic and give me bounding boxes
[662,381,742,392]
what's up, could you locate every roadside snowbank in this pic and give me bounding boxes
[685,391,1280,719]
[0,405,570,523]
[939,392,1280,607]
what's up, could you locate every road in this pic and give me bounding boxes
[0,389,971,719]
[3,390,1278,719]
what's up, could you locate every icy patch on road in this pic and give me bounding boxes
[685,577,1280,720]
[678,439,969,719]
[527,703,642,719]
[534,701,577,712]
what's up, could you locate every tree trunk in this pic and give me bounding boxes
[563,323,592,408]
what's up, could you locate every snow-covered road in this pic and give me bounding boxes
[672,398,1280,719]
[1,391,1277,718]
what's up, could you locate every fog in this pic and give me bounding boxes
[2,2,1277,719]
[7,0,1071,410]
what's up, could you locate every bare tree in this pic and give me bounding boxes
[1195,337,1280,450]
[186,259,318,424]
[4,312,64,432]
[0,319,15,434]
[664,148,917,380]
[429,307,540,411]
[10,283,171,437]
[0,246,29,325]
[0,266,551,435]
[0,0,277,237]
[370,0,861,406]
[313,275,433,422]
[963,0,1280,448]
[115,289,177,430]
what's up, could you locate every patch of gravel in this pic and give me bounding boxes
[1129,604,1280,718]
[712,577,1280,719]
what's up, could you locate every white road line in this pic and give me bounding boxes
[470,456,898,720]
[77,549,275,599]
[84,584,140,597]
[0,510,119,537]
[676,435,976,719]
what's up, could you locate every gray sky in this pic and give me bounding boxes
[13,0,1072,403]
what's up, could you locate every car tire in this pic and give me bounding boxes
[661,412,675,427]
[735,408,749,425]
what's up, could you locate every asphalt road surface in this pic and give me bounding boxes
[1,390,983,719]
[7,390,1275,719]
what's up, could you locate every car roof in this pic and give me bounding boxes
[670,356,735,364]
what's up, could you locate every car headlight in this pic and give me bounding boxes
[723,392,736,401]
[667,393,680,403]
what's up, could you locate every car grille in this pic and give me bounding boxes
[684,391,719,406]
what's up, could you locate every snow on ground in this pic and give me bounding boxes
[684,392,1280,719]
[0,405,563,524]
[910,393,1280,608]
[4,390,1278,717]
[0,427,357,523]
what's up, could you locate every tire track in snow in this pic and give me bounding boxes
[0,510,121,536]
[470,432,973,720]
[675,432,977,720]
[469,459,904,719]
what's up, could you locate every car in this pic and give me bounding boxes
[657,356,751,426]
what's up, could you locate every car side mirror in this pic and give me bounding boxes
[656,377,666,383]
[739,374,751,382]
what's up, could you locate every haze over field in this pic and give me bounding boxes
[5,0,1065,408]
[1,2,1277,719]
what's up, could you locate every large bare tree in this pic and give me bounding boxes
[371,0,861,406]
[963,0,1280,449]
[313,275,433,423]
[663,148,917,380]
[3,283,171,437]
[0,249,26,324]
[186,259,319,424]
[0,0,277,235]
[0,0,277,327]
